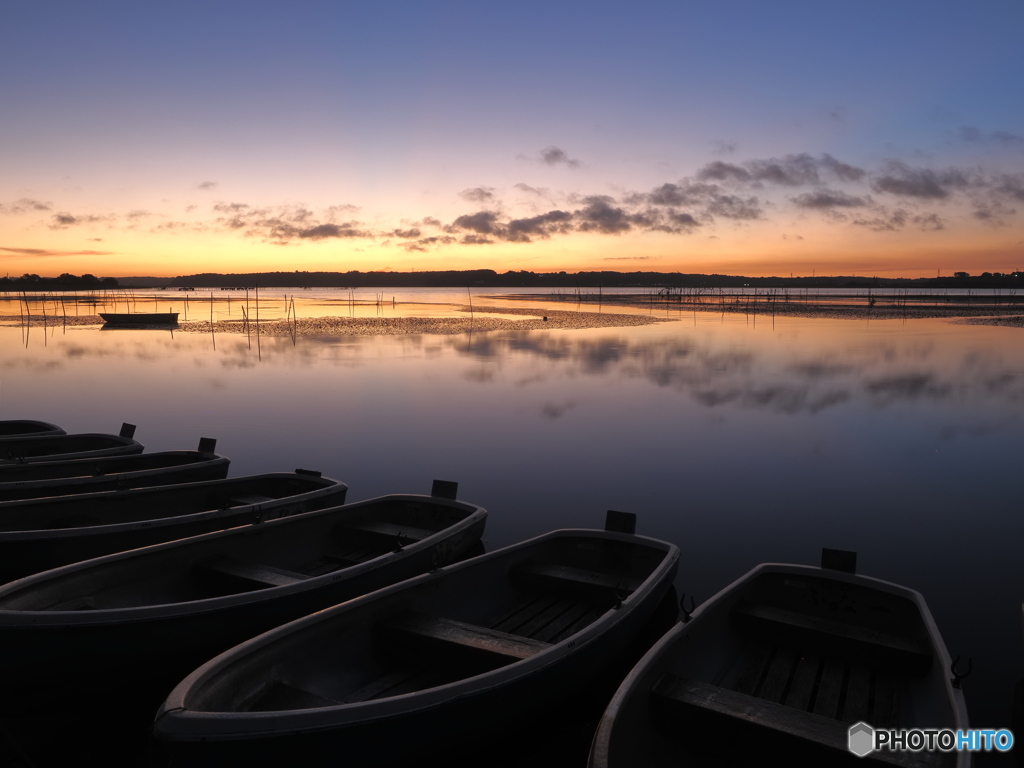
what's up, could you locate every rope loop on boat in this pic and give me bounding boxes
[950,655,973,689]
[680,592,696,623]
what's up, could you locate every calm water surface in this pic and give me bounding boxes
[1,287,1021,735]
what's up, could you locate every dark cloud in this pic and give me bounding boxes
[576,197,633,234]
[459,187,495,203]
[696,161,751,183]
[210,202,371,243]
[297,223,370,240]
[461,234,494,245]
[506,210,573,241]
[973,201,1017,226]
[449,210,501,235]
[539,146,581,168]
[196,181,218,190]
[871,161,971,199]
[958,126,1024,149]
[402,235,457,252]
[0,246,112,257]
[1,198,52,215]
[851,208,944,232]
[513,183,548,196]
[697,154,867,187]
[126,209,152,220]
[704,194,762,220]
[791,190,869,209]
[604,256,651,261]
[994,174,1024,201]
[712,140,738,155]
[388,228,421,239]
[49,212,112,229]
[819,154,867,182]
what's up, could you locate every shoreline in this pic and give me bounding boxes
[3,301,1023,334]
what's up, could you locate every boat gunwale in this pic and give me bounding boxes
[0,421,66,439]
[153,528,680,740]
[0,450,229,493]
[0,472,347,541]
[0,493,487,625]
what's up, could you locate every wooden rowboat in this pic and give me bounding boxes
[589,552,969,768]
[0,471,347,581]
[99,311,179,325]
[0,423,142,466]
[0,437,228,502]
[0,483,486,712]
[152,515,680,767]
[0,420,65,439]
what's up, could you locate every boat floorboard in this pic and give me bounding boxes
[651,673,952,768]
[727,639,906,726]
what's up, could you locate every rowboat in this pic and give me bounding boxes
[0,420,65,439]
[0,471,347,581]
[99,311,179,325]
[589,552,969,767]
[0,437,227,502]
[0,484,486,712]
[0,423,142,465]
[153,515,680,767]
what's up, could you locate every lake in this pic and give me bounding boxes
[0,286,1021,757]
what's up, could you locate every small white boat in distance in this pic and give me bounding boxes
[590,551,969,767]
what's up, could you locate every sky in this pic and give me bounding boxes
[1,0,1022,279]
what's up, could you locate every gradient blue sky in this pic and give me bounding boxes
[2,1,1022,277]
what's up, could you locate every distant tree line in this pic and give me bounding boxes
[146,269,1024,290]
[0,273,119,291]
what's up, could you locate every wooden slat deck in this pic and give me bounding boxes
[651,674,952,768]
[730,640,907,726]
[334,588,608,705]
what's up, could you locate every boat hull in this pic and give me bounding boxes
[0,493,486,712]
[153,528,680,767]
[0,431,143,465]
[99,312,179,325]
[0,449,229,501]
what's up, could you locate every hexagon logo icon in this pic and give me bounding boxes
[848,722,875,757]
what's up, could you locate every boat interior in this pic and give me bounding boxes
[0,498,478,612]
[186,533,671,714]
[644,570,955,766]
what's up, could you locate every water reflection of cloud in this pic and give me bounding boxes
[863,373,951,402]
[540,400,577,419]
[443,330,1024,416]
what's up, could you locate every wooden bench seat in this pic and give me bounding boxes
[381,611,551,663]
[339,519,435,542]
[198,556,308,589]
[510,560,643,600]
[732,602,933,676]
[652,674,951,768]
